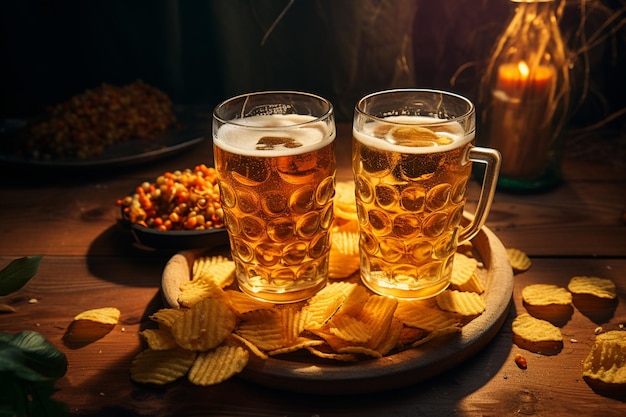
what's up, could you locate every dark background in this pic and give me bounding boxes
[1,0,624,126]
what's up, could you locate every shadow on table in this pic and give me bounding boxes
[85,224,176,288]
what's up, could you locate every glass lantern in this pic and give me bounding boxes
[479,0,570,192]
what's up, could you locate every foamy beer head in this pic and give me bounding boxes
[352,89,500,299]
[213,92,336,303]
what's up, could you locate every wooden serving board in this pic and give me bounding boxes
[161,224,513,394]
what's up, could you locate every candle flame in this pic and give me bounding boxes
[518,61,530,79]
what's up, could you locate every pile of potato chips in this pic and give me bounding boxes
[129,181,489,387]
[506,247,624,393]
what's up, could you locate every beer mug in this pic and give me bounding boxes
[352,89,501,299]
[213,91,336,303]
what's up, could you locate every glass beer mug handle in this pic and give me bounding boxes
[458,147,501,243]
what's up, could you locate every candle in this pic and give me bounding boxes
[496,61,554,99]
[487,61,556,180]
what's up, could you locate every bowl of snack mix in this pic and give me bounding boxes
[117,164,229,250]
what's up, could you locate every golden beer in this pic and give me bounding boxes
[214,96,336,303]
[353,90,500,299]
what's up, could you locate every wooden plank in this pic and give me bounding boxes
[1,257,625,415]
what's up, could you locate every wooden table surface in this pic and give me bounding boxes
[1,122,625,416]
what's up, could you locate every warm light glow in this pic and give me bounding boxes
[496,62,554,98]
[518,61,530,79]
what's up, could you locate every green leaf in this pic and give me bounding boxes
[0,255,43,296]
[0,331,67,381]
[0,372,70,417]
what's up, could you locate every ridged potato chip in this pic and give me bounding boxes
[65,307,121,344]
[229,333,269,360]
[333,181,359,233]
[328,314,372,343]
[582,330,626,392]
[319,294,399,358]
[512,313,563,355]
[224,289,274,316]
[356,295,398,350]
[235,309,288,352]
[450,253,484,294]
[188,344,249,386]
[506,248,532,272]
[301,281,359,330]
[522,284,572,306]
[74,307,120,324]
[268,338,325,356]
[140,328,179,350]
[328,231,360,279]
[410,326,461,348]
[149,308,184,331]
[521,284,574,326]
[334,181,357,218]
[568,276,617,299]
[178,277,224,308]
[306,346,358,362]
[436,290,486,317]
[192,255,235,288]
[171,297,236,351]
[130,347,196,385]
[395,299,461,331]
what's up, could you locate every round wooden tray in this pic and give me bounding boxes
[161,224,513,394]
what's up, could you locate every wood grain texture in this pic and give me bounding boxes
[0,123,625,416]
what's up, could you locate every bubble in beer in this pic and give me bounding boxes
[451,177,469,204]
[434,234,456,259]
[296,211,321,238]
[255,243,282,266]
[448,205,464,229]
[408,241,434,264]
[398,153,440,181]
[417,261,442,282]
[355,175,375,204]
[270,268,296,287]
[276,152,319,185]
[237,189,260,214]
[295,263,318,283]
[360,229,379,255]
[262,192,289,215]
[375,184,399,209]
[426,183,452,211]
[423,212,448,238]
[309,232,330,259]
[241,216,265,241]
[356,201,368,226]
[219,183,237,209]
[393,214,421,239]
[231,157,271,186]
[360,145,393,177]
[224,210,240,234]
[283,241,308,265]
[267,218,295,242]
[392,265,420,286]
[315,177,335,206]
[289,185,315,214]
[379,238,405,263]
[320,204,334,229]
[232,238,253,262]
[368,209,393,236]
[400,186,426,212]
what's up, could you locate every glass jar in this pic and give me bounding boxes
[478,0,570,192]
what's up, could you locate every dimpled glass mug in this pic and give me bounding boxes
[352,89,501,299]
[213,91,336,303]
